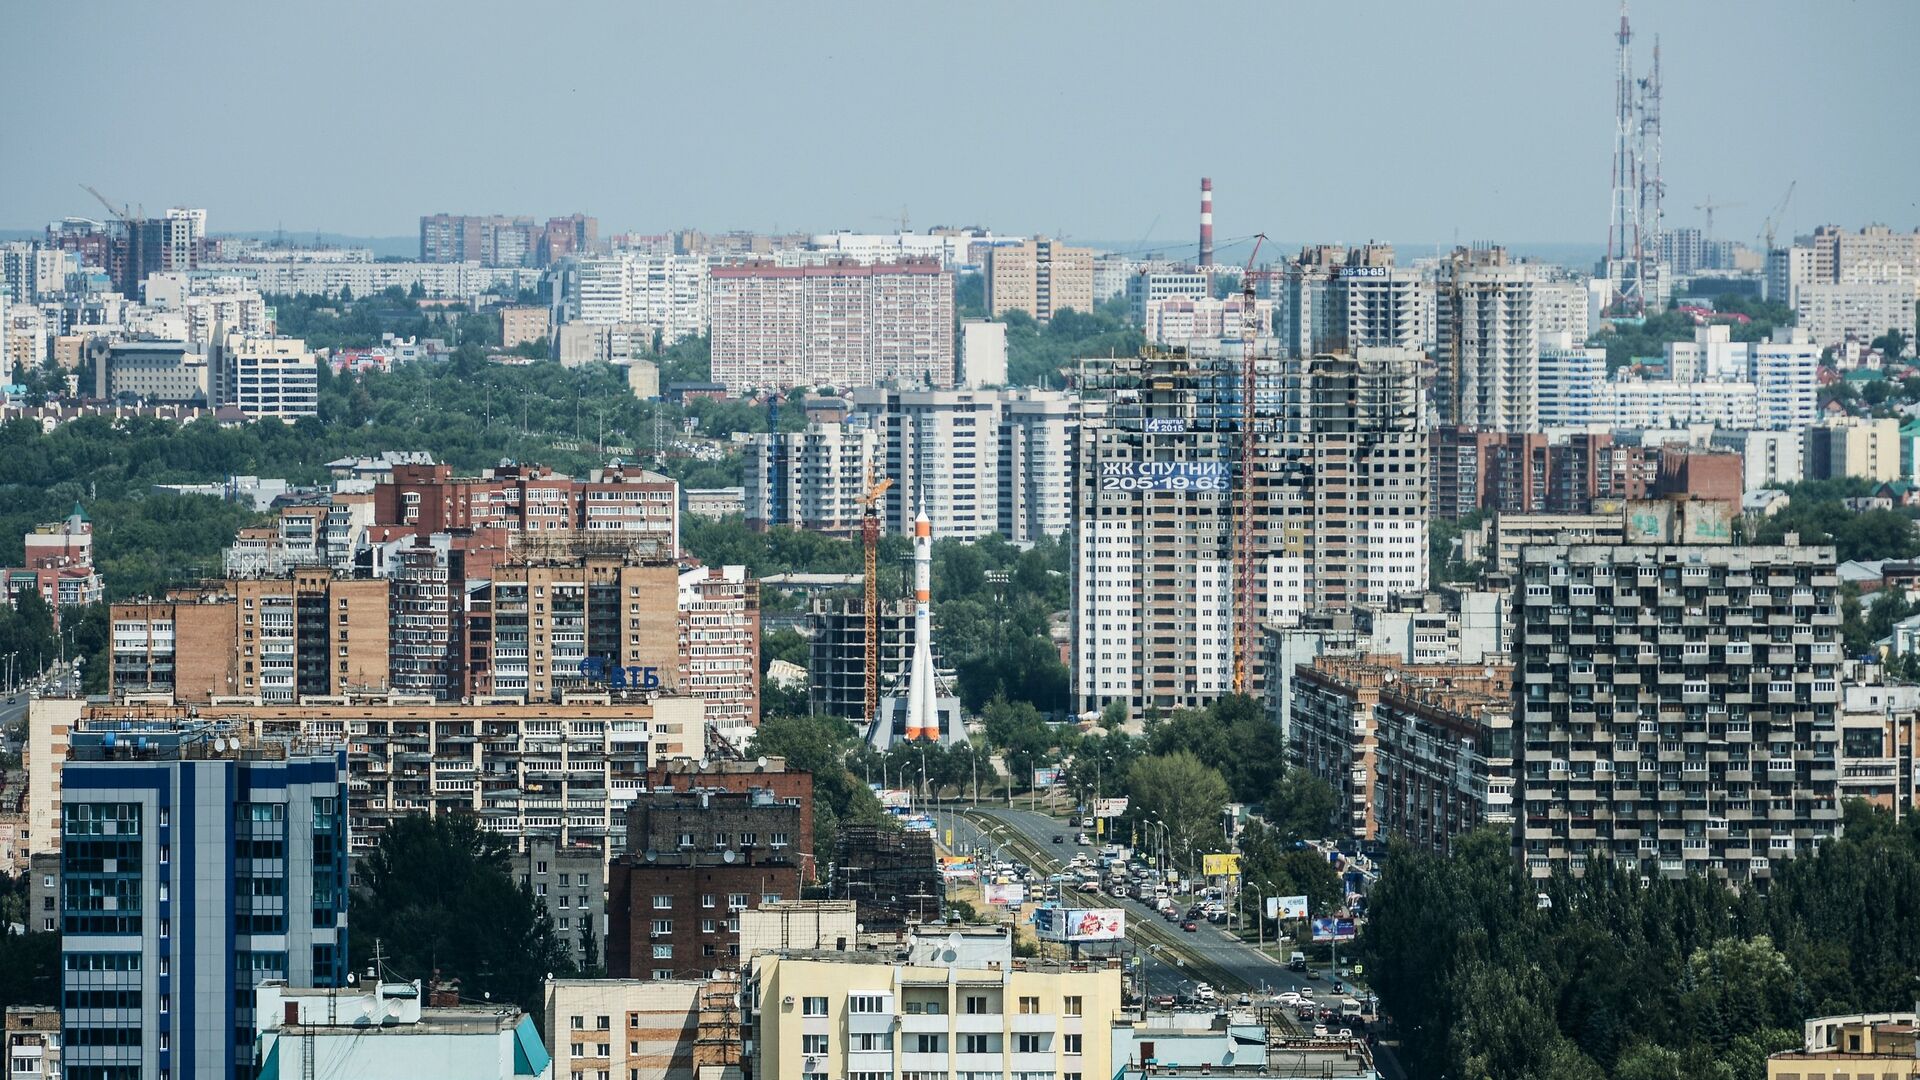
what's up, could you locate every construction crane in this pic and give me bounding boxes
[1232,233,1267,696]
[79,183,132,222]
[1761,180,1797,252]
[857,467,894,725]
[1693,195,1741,245]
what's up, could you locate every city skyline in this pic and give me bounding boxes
[6,1,1918,249]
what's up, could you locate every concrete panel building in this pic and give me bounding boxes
[1515,542,1841,883]
[986,238,1094,323]
[708,261,954,392]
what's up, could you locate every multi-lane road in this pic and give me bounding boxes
[928,803,1318,1000]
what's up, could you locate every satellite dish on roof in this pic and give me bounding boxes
[644,850,657,863]
[723,850,737,864]
[757,756,768,769]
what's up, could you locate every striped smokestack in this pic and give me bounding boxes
[1199,177,1214,268]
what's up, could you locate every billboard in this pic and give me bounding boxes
[1143,417,1189,434]
[1311,917,1358,942]
[1033,907,1126,942]
[1202,853,1242,877]
[1032,767,1062,788]
[1097,461,1230,493]
[984,882,1027,906]
[1267,895,1309,920]
[1092,798,1130,818]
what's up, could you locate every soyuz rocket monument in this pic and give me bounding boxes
[866,505,964,749]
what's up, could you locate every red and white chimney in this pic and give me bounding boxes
[1199,177,1214,268]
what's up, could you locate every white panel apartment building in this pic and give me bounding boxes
[1436,249,1538,431]
[999,390,1106,543]
[856,387,1012,541]
[1073,346,1426,714]
[1796,280,1914,350]
[567,253,710,345]
[744,420,883,535]
[1537,336,1607,427]
[708,261,954,392]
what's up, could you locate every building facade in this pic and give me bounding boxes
[59,728,348,1080]
[986,238,1095,323]
[708,262,955,392]
[1072,346,1427,713]
[606,789,807,980]
[750,951,1124,1080]
[1435,247,1538,431]
[1515,542,1841,883]
[1289,655,1514,854]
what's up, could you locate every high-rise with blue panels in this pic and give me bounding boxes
[59,726,348,1080]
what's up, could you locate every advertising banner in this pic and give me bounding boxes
[1269,895,1309,920]
[1202,853,1242,877]
[984,882,1026,906]
[1033,907,1127,942]
[1032,767,1062,788]
[1311,916,1358,942]
[1097,461,1230,493]
[1092,798,1130,818]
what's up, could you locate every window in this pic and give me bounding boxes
[1063,995,1082,1018]
[964,995,989,1015]
[652,945,672,959]
[651,919,671,936]
[856,1033,890,1051]
[1064,1034,1082,1054]
[571,1016,585,1031]
[701,894,716,908]
[916,1034,943,1053]
[652,894,673,909]
[1017,1034,1043,1053]
[1017,996,1040,1014]
[802,1034,828,1054]
[964,1034,990,1053]
[802,996,828,1016]
[701,919,717,934]
[761,893,782,905]
[728,893,748,910]
[571,1043,584,1056]
[651,969,673,981]
[538,861,549,874]
[771,832,790,847]
[849,994,885,1013]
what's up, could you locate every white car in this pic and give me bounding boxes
[1277,992,1304,1007]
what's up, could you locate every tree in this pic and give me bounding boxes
[350,814,574,1026]
[1126,751,1230,866]
[748,712,892,853]
[1264,771,1339,842]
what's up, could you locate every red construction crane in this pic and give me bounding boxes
[1233,234,1267,696]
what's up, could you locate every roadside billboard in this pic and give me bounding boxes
[984,882,1026,906]
[1032,767,1062,788]
[1092,798,1129,818]
[1311,917,1358,943]
[1097,461,1230,493]
[1202,853,1242,877]
[1267,895,1309,920]
[1033,907,1127,942]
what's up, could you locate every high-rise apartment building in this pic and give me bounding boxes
[1537,337,1607,428]
[807,596,914,722]
[375,461,679,555]
[1142,295,1274,346]
[565,253,710,345]
[1071,345,1426,713]
[708,261,954,392]
[58,726,348,1080]
[677,566,760,743]
[744,420,883,535]
[1515,540,1841,883]
[1804,417,1903,483]
[856,387,1005,540]
[420,213,592,267]
[986,237,1095,322]
[1796,280,1914,350]
[1127,270,1210,325]
[110,572,392,702]
[1436,247,1538,431]
[1290,655,1515,854]
[998,389,1103,543]
[41,696,705,861]
[1269,245,1431,359]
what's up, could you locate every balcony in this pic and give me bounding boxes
[954,1012,1003,1034]
[1010,1012,1056,1033]
[847,1050,895,1074]
[901,1013,950,1036]
[902,1052,951,1073]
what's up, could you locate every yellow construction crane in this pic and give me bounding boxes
[1761,180,1797,253]
[857,468,893,725]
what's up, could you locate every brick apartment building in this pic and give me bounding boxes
[374,461,679,554]
[1430,429,1737,521]
[607,788,807,980]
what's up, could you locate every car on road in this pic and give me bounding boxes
[1075,833,1091,845]
[1153,994,1175,1008]
[1162,909,1177,921]
[1052,835,1064,844]
[1288,950,1308,971]
[1331,981,1343,994]
[1237,993,1252,1006]
[1181,920,1198,932]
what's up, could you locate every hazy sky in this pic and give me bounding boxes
[7,1,1917,252]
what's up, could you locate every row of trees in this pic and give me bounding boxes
[1364,804,1920,1080]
